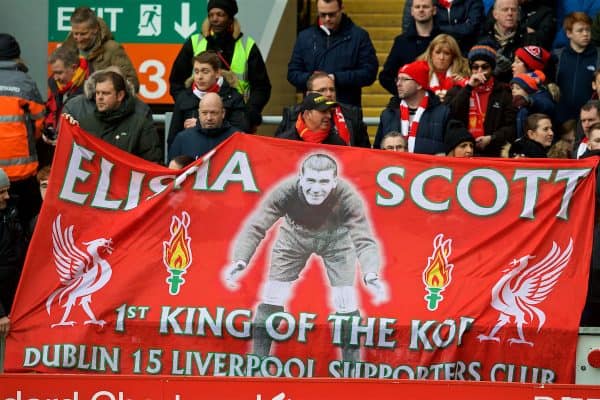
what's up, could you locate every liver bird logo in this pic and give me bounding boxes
[46,214,114,328]
[477,239,573,346]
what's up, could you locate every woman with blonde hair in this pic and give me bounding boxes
[417,34,470,101]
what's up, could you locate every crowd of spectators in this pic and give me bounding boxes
[2,0,600,348]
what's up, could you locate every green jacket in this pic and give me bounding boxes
[79,95,162,163]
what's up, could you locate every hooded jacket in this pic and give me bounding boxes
[62,17,139,91]
[62,69,152,124]
[287,14,378,107]
[0,61,45,181]
[78,95,162,163]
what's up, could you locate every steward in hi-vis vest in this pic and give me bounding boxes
[169,0,271,130]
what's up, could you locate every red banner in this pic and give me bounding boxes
[2,374,600,400]
[4,118,598,383]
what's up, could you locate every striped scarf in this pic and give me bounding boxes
[192,76,223,99]
[399,93,429,152]
[332,106,350,145]
[56,57,89,93]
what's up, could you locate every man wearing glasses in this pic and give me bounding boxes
[287,0,378,108]
[445,44,516,157]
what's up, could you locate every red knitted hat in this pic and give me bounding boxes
[398,60,430,90]
[515,46,550,71]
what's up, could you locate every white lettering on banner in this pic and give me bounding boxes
[56,7,123,31]
[376,166,591,219]
[409,317,475,351]
[139,60,168,100]
[91,391,128,400]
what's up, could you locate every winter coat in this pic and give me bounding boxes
[446,80,517,156]
[402,0,484,54]
[0,61,45,182]
[167,79,249,147]
[508,135,549,157]
[169,19,271,127]
[287,14,378,107]
[61,69,152,126]
[78,95,162,163]
[515,89,557,139]
[0,203,26,318]
[274,103,370,148]
[555,0,600,49]
[374,92,450,154]
[553,45,600,123]
[379,23,441,95]
[168,122,239,161]
[61,17,139,91]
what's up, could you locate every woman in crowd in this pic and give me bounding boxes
[417,34,470,101]
[509,113,554,157]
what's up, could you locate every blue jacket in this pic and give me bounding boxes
[553,45,600,123]
[374,92,450,154]
[287,14,378,107]
[379,23,441,95]
[554,0,600,49]
[515,89,557,138]
[168,122,239,161]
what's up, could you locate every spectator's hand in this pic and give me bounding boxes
[363,272,389,305]
[512,94,531,109]
[475,135,492,150]
[183,118,198,129]
[0,316,10,337]
[527,27,535,34]
[468,72,487,88]
[221,260,247,291]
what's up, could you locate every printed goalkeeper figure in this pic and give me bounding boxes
[222,153,388,363]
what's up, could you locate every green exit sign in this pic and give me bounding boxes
[49,0,208,44]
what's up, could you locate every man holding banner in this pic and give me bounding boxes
[222,153,388,363]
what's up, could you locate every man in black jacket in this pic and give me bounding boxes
[275,72,370,147]
[0,168,27,338]
[78,71,162,163]
[380,0,440,95]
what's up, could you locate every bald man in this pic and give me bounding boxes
[169,92,241,160]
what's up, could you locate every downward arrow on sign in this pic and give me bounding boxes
[174,2,197,39]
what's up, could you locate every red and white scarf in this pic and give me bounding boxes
[332,106,350,145]
[399,92,429,152]
[577,137,589,159]
[437,0,453,9]
[192,76,223,99]
[468,77,494,138]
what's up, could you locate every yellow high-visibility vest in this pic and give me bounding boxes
[191,34,255,100]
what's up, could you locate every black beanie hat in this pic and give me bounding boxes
[207,0,238,17]
[444,120,475,155]
[0,33,21,61]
